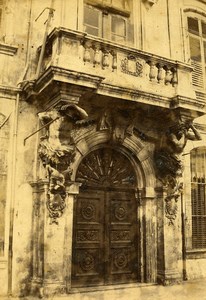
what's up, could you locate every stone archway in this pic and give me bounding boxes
[71,147,140,287]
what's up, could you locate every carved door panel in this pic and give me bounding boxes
[72,147,139,287]
[72,190,105,287]
[72,189,139,287]
[106,190,138,284]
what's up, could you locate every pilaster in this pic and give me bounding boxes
[157,187,182,285]
[30,181,81,297]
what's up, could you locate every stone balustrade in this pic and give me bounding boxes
[82,38,178,86]
[32,27,201,112]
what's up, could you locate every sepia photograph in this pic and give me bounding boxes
[0,0,206,299]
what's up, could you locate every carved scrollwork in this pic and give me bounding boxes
[111,231,130,241]
[46,165,67,224]
[121,56,144,77]
[77,230,99,242]
[164,175,183,226]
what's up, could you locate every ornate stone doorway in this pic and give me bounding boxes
[72,147,140,287]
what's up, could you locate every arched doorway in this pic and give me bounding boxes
[71,147,140,287]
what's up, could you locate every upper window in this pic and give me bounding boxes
[187,16,206,91]
[83,1,130,44]
[190,147,206,249]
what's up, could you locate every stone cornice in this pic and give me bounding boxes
[34,66,105,93]
[0,42,18,56]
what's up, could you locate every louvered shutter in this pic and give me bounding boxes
[191,148,206,249]
[191,60,204,88]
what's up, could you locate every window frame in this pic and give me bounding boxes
[83,2,129,44]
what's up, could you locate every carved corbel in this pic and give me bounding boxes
[38,104,88,223]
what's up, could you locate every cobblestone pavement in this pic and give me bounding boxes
[1,279,206,300]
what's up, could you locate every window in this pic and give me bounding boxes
[0,113,9,256]
[187,16,206,91]
[190,147,206,249]
[83,1,130,44]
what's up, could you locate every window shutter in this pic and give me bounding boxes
[191,60,204,88]
[191,148,206,249]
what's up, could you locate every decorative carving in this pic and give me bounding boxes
[114,205,127,221]
[77,230,99,242]
[98,108,135,143]
[38,104,88,223]
[46,165,66,224]
[81,204,96,220]
[164,175,183,225]
[76,148,136,187]
[113,250,128,269]
[111,231,130,241]
[121,56,144,77]
[80,252,95,271]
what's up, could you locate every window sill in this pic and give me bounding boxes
[0,42,18,56]
[186,249,206,259]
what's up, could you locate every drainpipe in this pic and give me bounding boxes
[8,0,33,295]
[181,191,188,281]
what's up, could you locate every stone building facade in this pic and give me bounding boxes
[1,0,206,297]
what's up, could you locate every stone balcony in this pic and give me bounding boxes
[23,27,205,115]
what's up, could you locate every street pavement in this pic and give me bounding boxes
[1,279,206,300]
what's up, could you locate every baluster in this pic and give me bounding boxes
[83,41,91,64]
[171,67,178,86]
[111,51,117,71]
[102,48,110,69]
[157,63,165,83]
[149,61,156,82]
[93,43,101,67]
[165,66,172,85]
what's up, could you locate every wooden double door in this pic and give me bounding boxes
[72,188,139,287]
